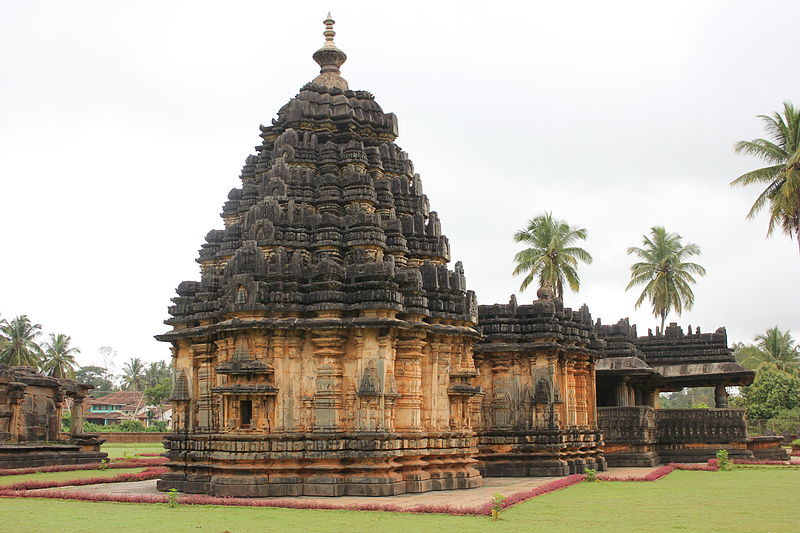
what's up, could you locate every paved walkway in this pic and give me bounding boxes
[35,465,669,509]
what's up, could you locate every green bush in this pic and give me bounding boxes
[716,449,733,471]
[147,421,168,432]
[490,493,506,521]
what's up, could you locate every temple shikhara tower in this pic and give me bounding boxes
[157,15,781,499]
[157,16,482,497]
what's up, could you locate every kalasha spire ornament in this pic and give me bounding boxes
[312,13,349,90]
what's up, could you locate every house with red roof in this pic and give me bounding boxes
[85,390,144,426]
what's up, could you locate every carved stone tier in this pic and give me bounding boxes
[158,431,479,497]
[598,406,760,465]
[477,428,605,476]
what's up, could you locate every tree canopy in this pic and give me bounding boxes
[731,102,800,252]
[626,226,706,331]
[741,363,800,419]
[512,212,593,300]
[121,357,147,391]
[41,333,80,379]
[74,365,116,391]
[0,315,44,367]
[734,326,800,376]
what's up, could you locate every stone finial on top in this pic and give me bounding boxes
[312,13,349,90]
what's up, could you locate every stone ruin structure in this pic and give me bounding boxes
[156,16,779,498]
[474,290,606,476]
[592,320,783,464]
[0,364,106,468]
[156,15,482,497]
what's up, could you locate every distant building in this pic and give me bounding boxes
[86,390,172,428]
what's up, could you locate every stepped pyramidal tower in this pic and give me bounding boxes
[157,15,483,497]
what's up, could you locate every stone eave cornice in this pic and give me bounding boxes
[472,341,602,359]
[156,316,480,342]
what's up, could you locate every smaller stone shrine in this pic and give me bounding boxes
[473,288,607,477]
[0,364,106,468]
[594,320,767,465]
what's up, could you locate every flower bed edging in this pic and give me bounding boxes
[0,458,167,477]
[0,467,168,491]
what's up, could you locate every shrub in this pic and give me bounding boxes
[168,488,180,508]
[585,468,597,482]
[716,449,733,471]
[147,421,168,432]
[490,493,505,521]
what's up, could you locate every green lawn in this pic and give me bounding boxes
[101,442,166,458]
[0,469,796,532]
[0,468,145,487]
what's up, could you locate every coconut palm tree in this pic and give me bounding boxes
[512,212,593,300]
[0,315,44,368]
[626,226,706,332]
[143,360,171,389]
[41,333,80,379]
[734,327,800,376]
[121,357,147,390]
[731,102,800,252]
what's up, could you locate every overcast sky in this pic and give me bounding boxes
[1,1,798,372]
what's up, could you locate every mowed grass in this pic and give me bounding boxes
[100,441,166,458]
[0,469,797,533]
[0,467,145,487]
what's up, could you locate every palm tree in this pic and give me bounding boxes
[121,357,146,391]
[735,327,800,376]
[512,212,593,300]
[0,315,44,368]
[41,333,80,379]
[731,102,800,252]
[626,226,706,332]
[143,360,171,389]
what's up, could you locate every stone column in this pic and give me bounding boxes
[633,386,642,406]
[70,395,85,435]
[394,333,425,431]
[714,384,729,408]
[642,388,656,407]
[8,383,26,442]
[588,363,598,426]
[615,379,629,407]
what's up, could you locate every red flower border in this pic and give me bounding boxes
[0,458,167,477]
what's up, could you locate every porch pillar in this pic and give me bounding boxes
[71,395,85,435]
[616,379,629,407]
[714,384,729,408]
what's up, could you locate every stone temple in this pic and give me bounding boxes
[156,16,782,498]
[157,16,482,497]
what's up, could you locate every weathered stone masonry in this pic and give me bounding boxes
[474,290,606,476]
